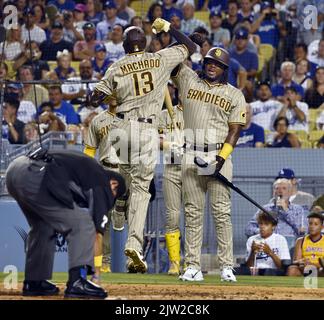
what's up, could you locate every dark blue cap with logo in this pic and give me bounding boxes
[104,0,116,9]
[209,10,222,19]
[261,1,272,11]
[276,168,296,180]
[235,27,249,39]
[95,43,107,52]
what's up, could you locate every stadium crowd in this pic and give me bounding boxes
[0,0,323,147]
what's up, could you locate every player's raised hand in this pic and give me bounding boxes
[152,18,171,34]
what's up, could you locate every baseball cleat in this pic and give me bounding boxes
[126,260,137,273]
[220,266,237,282]
[179,267,204,281]
[64,278,107,299]
[124,248,147,273]
[168,261,180,275]
[22,280,60,297]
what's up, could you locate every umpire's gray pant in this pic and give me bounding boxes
[5,156,96,281]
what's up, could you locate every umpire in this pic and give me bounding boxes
[5,149,125,299]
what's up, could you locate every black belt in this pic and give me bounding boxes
[184,143,224,152]
[101,161,119,169]
[116,113,153,124]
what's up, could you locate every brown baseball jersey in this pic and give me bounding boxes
[84,110,119,165]
[172,64,247,145]
[94,46,189,118]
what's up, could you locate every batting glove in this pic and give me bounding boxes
[152,18,171,34]
[215,155,225,174]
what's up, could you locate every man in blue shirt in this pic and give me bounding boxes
[96,1,127,41]
[162,0,183,22]
[49,86,80,125]
[230,27,258,101]
[271,61,304,101]
[237,104,265,148]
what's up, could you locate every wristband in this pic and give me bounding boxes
[218,143,233,160]
[94,255,103,268]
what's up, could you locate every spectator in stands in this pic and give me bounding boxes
[251,1,285,49]
[18,65,49,106]
[148,36,163,53]
[96,1,127,41]
[250,81,282,131]
[297,24,323,47]
[308,39,324,68]
[228,57,247,90]
[271,62,304,101]
[0,25,24,61]
[238,0,255,23]
[201,0,227,13]
[294,43,317,78]
[48,85,80,124]
[269,116,301,148]
[38,101,66,133]
[23,121,39,143]
[40,21,73,61]
[104,24,125,63]
[15,0,28,23]
[73,22,99,61]
[277,87,309,132]
[317,110,324,130]
[221,0,241,40]
[181,2,208,36]
[317,136,324,149]
[116,0,135,23]
[147,2,163,24]
[230,27,258,102]
[32,3,50,31]
[85,0,104,26]
[292,59,313,91]
[169,11,182,31]
[312,195,324,214]
[275,168,315,213]
[130,16,143,28]
[0,62,8,80]
[304,66,324,109]
[13,41,50,80]
[162,0,182,22]
[92,44,110,80]
[54,49,76,80]
[237,104,265,148]
[62,59,97,105]
[21,7,47,45]
[62,10,84,43]
[48,0,76,12]
[237,17,260,53]
[209,10,230,48]
[287,212,324,277]
[6,82,36,124]
[245,211,290,276]
[2,95,26,144]
[245,178,306,239]
[73,3,87,31]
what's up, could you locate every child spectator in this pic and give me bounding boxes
[91,44,110,80]
[54,49,76,80]
[287,212,324,277]
[23,121,39,143]
[38,101,66,133]
[246,212,290,276]
[304,67,324,109]
[0,25,24,61]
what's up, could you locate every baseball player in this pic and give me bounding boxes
[83,102,121,280]
[158,98,184,275]
[171,47,247,282]
[5,149,125,298]
[89,20,196,273]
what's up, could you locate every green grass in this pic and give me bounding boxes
[1,273,323,289]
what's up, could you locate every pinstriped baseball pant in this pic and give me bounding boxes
[182,151,233,270]
[163,164,182,233]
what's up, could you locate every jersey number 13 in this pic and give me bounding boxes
[132,71,154,96]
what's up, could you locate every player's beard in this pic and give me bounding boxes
[200,68,228,84]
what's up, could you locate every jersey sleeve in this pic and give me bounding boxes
[84,119,98,149]
[94,65,115,96]
[228,90,247,126]
[159,45,189,72]
[171,63,194,91]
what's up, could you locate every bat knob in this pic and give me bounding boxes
[194,156,209,168]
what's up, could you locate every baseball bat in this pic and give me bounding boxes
[194,156,276,219]
[164,89,182,145]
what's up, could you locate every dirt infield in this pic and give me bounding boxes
[1,283,324,300]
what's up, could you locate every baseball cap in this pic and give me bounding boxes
[95,43,107,52]
[276,168,296,180]
[261,1,272,11]
[209,10,222,19]
[7,82,23,90]
[235,27,248,39]
[104,0,117,9]
[82,22,95,30]
[74,4,86,12]
[52,21,63,29]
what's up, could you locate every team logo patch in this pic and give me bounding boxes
[215,49,222,57]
